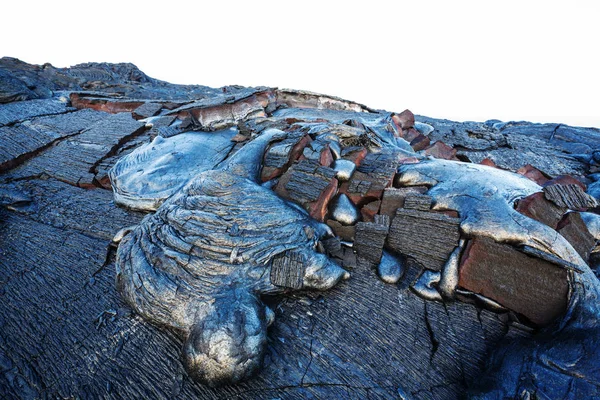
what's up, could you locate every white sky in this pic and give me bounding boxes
[3,1,599,128]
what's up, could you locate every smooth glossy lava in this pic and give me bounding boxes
[330,194,359,225]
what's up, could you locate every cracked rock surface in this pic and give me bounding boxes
[2,58,600,399]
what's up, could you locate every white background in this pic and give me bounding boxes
[3,0,599,127]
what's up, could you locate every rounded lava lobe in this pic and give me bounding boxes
[183,291,268,387]
[302,251,350,290]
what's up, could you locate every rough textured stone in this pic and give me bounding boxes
[424,141,458,160]
[387,208,461,271]
[355,215,390,266]
[544,183,598,210]
[458,237,569,326]
[557,212,596,262]
[515,192,567,229]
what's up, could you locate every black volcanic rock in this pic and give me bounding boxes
[2,58,600,399]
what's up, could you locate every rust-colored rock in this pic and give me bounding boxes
[379,187,428,219]
[409,134,431,151]
[319,145,334,167]
[360,200,381,222]
[424,141,458,160]
[400,128,421,142]
[479,158,498,168]
[557,213,596,262]
[458,237,569,326]
[342,147,368,166]
[308,177,339,222]
[262,134,312,182]
[392,109,415,130]
[70,93,144,114]
[341,169,393,206]
[517,164,550,185]
[515,192,566,229]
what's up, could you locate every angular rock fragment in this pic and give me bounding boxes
[261,132,311,181]
[274,159,339,222]
[409,134,431,151]
[326,219,356,242]
[354,215,390,266]
[360,199,381,222]
[392,109,415,130]
[387,208,461,271]
[515,192,566,229]
[379,187,428,218]
[403,194,432,211]
[517,164,550,185]
[543,174,586,190]
[458,237,569,326]
[341,146,368,166]
[399,127,420,142]
[557,213,596,261]
[424,141,458,160]
[544,183,598,210]
[132,102,163,120]
[270,250,306,289]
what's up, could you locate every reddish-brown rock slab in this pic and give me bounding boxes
[399,128,420,143]
[360,200,381,222]
[387,208,461,271]
[379,187,428,219]
[275,160,339,222]
[326,219,356,242]
[392,109,415,130]
[557,212,596,262]
[458,237,569,326]
[319,145,334,167]
[342,147,368,166]
[425,141,458,160]
[515,192,567,229]
[544,183,598,210]
[308,177,339,222]
[70,93,144,114]
[517,164,551,185]
[410,134,431,151]
[342,171,388,206]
